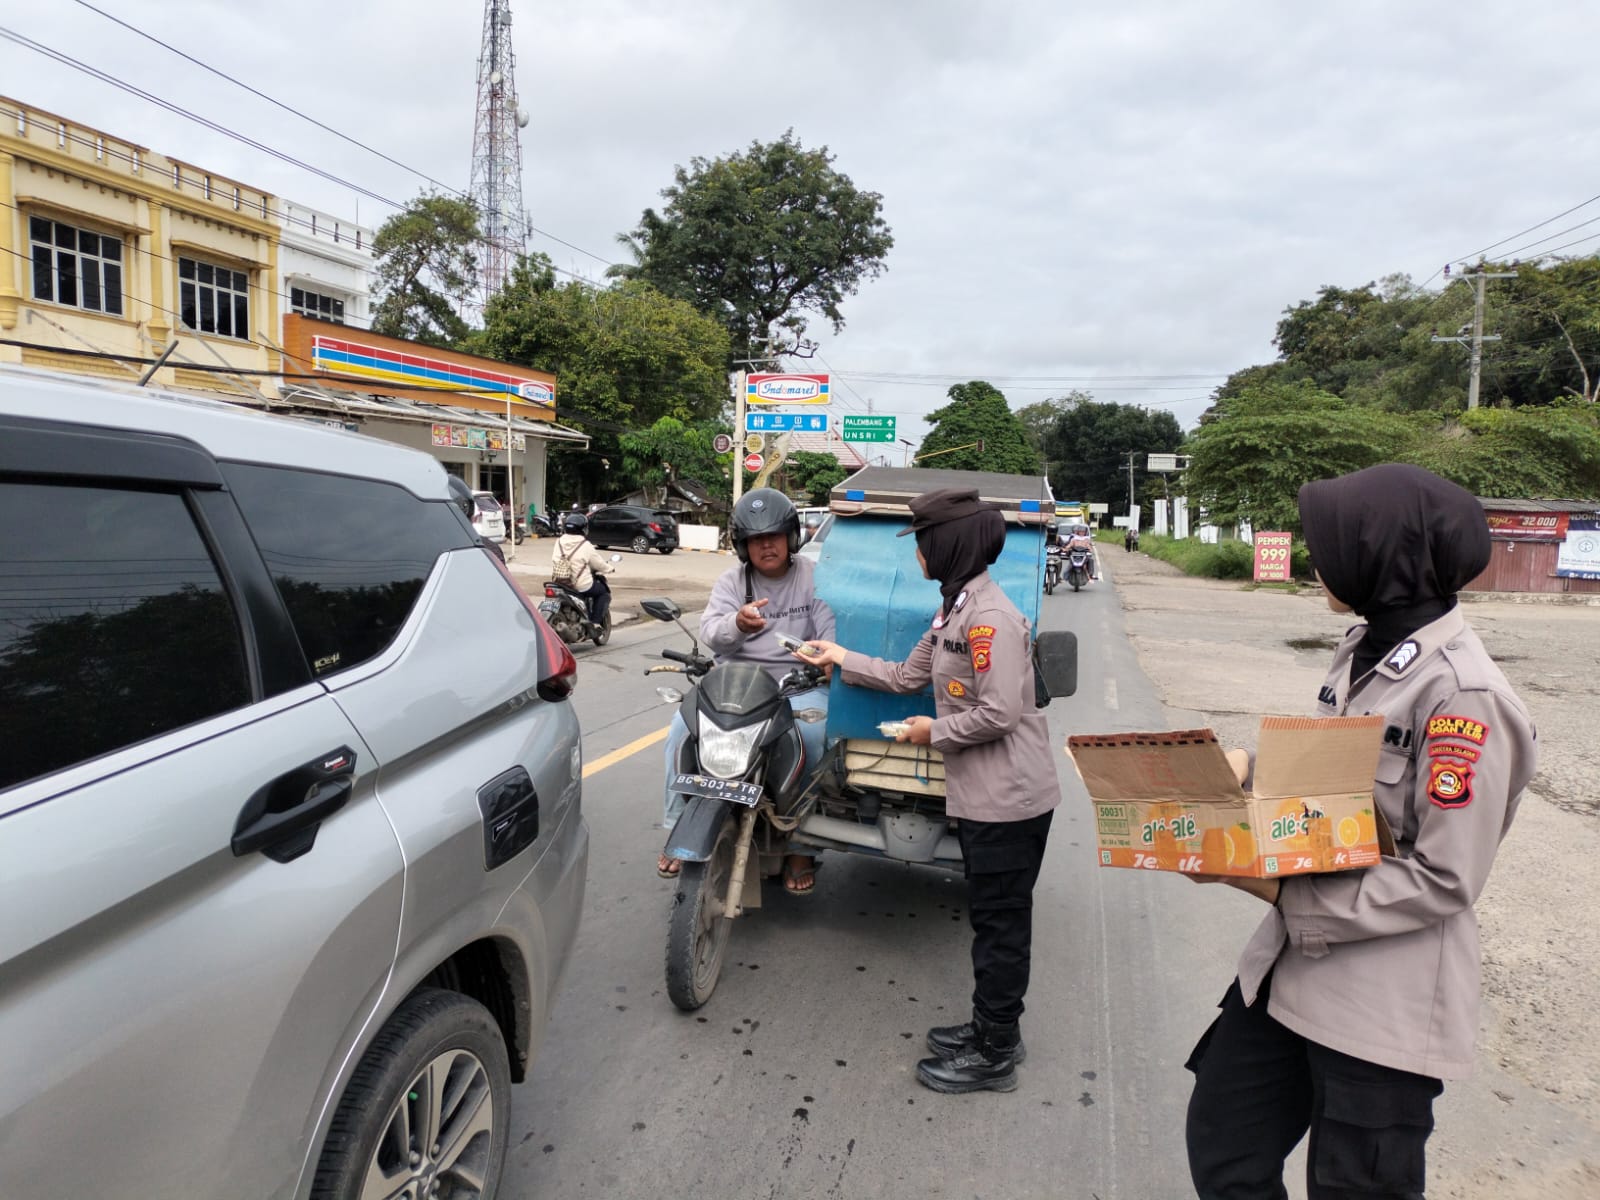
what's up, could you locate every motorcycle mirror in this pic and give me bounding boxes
[656,686,684,704]
[640,597,681,622]
[610,554,622,563]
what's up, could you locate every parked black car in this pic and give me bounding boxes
[587,504,680,554]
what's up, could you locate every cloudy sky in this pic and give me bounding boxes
[4,0,1597,445]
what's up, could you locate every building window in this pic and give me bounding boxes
[179,256,250,339]
[29,217,124,316]
[290,286,346,324]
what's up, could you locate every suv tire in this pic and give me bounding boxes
[630,534,651,555]
[311,988,511,1200]
[658,547,675,555]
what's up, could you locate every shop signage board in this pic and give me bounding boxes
[430,423,526,451]
[1485,511,1570,541]
[746,373,830,405]
[841,415,896,442]
[744,452,765,472]
[1253,532,1293,582]
[746,411,829,432]
[1556,516,1600,580]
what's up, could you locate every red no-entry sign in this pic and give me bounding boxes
[743,452,764,472]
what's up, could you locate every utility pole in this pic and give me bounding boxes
[731,367,748,508]
[1432,265,1516,409]
[1126,451,1137,516]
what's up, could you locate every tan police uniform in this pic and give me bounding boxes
[1236,605,1538,1079]
[839,571,1059,821]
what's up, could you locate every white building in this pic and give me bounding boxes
[275,200,373,331]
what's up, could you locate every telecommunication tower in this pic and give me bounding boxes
[469,0,530,307]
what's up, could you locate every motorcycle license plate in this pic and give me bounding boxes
[671,773,764,807]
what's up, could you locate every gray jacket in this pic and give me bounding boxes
[840,572,1059,823]
[701,556,835,684]
[1236,606,1537,1079]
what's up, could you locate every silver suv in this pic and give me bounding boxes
[0,369,589,1200]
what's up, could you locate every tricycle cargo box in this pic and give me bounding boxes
[814,467,1052,742]
[1067,717,1391,878]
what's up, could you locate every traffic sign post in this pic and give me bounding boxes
[712,433,734,454]
[743,452,764,473]
[841,414,896,443]
[744,433,765,454]
[746,411,828,433]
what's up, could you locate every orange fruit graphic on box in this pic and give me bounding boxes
[1225,823,1257,870]
[1337,816,1362,848]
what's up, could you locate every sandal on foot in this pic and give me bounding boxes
[783,857,817,895]
[657,854,681,879]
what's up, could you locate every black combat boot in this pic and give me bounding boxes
[915,1019,1020,1094]
[925,1016,1028,1064]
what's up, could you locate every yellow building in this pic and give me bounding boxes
[0,94,585,517]
[0,94,280,397]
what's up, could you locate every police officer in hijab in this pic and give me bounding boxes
[798,487,1061,1094]
[1185,464,1538,1199]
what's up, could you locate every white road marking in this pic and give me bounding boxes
[1104,676,1119,711]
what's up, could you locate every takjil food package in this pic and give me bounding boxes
[1066,717,1391,878]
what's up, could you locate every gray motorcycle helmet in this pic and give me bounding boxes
[731,487,801,563]
[561,511,588,534]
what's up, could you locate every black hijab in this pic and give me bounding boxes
[1298,464,1491,680]
[917,508,1008,615]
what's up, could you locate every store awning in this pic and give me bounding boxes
[278,383,590,444]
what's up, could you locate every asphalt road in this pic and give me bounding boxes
[500,558,1264,1200]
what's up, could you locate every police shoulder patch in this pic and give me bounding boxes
[1386,640,1421,673]
[1427,714,1489,745]
[968,624,995,674]
[1427,757,1474,809]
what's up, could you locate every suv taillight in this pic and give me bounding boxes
[485,548,577,700]
[649,522,662,533]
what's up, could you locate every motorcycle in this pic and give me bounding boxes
[1066,547,1092,591]
[1044,545,1063,595]
[539,554,621,647]
[641,597,828,1011]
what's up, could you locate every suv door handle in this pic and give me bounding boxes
[232,747,358,863]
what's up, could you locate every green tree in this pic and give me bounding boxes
[479,255,731,503]
[611,131,894,363]
[1182,380,1422,531]
[370,193,481,347]
[1487,256,1600,406]
[618,417,732,497]
[1015,391,1092,451]
[1040,400,1183,513]
[784,450,848,506]
[918,381,1040,474]
[1408,402,1600,497]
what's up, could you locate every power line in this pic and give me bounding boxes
[0,30,604,282]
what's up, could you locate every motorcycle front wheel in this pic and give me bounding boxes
[665,814,736,1011]
[593,608,611,646]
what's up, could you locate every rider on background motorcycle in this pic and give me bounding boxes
[551,512,615,626]
[657,488,835,893]
[1064,522,1100,581]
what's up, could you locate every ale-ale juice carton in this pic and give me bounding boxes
[1067,716,1390,878]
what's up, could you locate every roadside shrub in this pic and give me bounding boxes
[1142,534,1315,582]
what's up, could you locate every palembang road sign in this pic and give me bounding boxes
[743,452,764,472]
[841,414,896,442]
[746,411,828,433]
[746,373,830,405]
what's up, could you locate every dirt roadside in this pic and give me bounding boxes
[1103,547,1600,1197]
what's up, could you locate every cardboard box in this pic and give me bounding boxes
[1067,717,1390,878]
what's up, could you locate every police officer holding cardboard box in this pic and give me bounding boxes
[798,487,1060,1094]
[1185,464,1538,1199]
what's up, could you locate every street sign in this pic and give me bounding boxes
[744,433,765,454]
[746,373,830,405]
[743,452,764,472]
[1147,453,1189,472]
[1253,532,1293,582]
[712,433,734,454]
[746,411,828,433]
[840,414,896,443]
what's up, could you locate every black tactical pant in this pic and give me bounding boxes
[579,576,610,625]
[1186,976,1444,1199]
[956,810,1053,1025]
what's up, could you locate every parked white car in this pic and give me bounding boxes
[471,489,507,541]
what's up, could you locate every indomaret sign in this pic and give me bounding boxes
[746,373,830,405]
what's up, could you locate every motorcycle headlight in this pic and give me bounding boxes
[697,714,767,778]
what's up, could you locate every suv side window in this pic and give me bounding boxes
[0,481,251,790]
[222,464,471,677]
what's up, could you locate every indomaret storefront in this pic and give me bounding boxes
[278,313,586,519]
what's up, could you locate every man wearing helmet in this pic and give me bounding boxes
[550,511,615,626]
[657,488,836,894]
